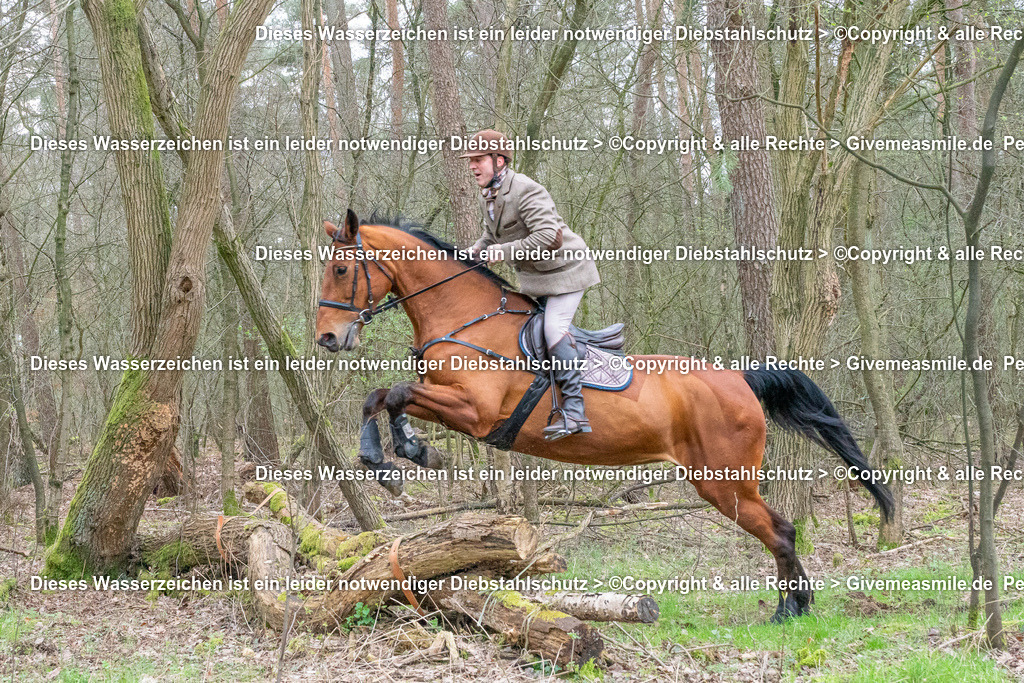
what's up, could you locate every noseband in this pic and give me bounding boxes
[317,231,488,325]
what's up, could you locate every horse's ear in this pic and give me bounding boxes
[323,210,359,242]
[342,208,359,241]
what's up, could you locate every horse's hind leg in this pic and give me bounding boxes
[695,480,811,622]
[758,501,812,621]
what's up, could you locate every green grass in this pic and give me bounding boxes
[559,535,1020,682]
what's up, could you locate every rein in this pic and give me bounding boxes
[317,232,489,324]
[317,229,536,369]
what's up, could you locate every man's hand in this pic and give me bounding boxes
[480,246,505,264]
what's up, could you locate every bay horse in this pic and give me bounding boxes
[315,210,894,623]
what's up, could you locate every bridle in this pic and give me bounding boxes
[316,226,538,376]
[317,231,490,325]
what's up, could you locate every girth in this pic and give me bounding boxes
[410,293,550,451]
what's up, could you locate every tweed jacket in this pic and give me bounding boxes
[471,169,600,297]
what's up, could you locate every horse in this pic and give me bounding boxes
[314,210,894,623]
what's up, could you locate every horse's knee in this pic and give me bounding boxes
[384,383,414,416]
[362,387,389,422]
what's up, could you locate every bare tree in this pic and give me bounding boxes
[421,0,477,242]
[45,0,280,577]
[960,37,1024,648]
[708,0,777,360]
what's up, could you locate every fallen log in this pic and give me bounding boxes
[301,513,538,629]
[509,552,567,576]
[135,512,653,666]
[138,513,539,631]
[137,515,301,630]
[242,481,365,563]
[423,577,603,668]
[525,591,659,623]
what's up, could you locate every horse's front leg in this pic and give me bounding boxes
[385,382,493,466]
[357,388,405,496]
[384,383,447,469]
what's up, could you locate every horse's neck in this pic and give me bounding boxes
[393,264,525,346]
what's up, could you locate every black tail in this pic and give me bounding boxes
[743,368,894,522]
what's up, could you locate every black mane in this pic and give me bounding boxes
[362,213,515,291]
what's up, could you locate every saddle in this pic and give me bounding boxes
[483,309,632,450]
[520,314,626,356]
[518,312,633,392]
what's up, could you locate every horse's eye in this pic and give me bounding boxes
[335,266,348,276]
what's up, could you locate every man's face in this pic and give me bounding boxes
[468,154,499,188]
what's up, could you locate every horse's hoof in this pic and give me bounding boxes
[768,599,801,624]
[380,478,404,497]
[422,445,445,470]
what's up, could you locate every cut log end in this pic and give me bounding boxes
[527,591,660,623]
[425,581,604,667]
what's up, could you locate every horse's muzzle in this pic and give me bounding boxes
[317,322,361,352]
[317,332,341,352]
[341,322,361,350]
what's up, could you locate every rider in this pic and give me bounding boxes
[462,129,601,440]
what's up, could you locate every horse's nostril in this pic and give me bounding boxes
[318,333,336,347]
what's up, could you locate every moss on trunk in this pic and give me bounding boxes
[43,369,174,578]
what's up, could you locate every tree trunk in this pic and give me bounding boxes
[425,579,604,667]
[0,159,33,494]
[241,318,281,466]
[213,204,383,531]
[321,37,349,206]
[960,38,1023,648]
[520,454,540,523]
[299,0,325,347]
[846,154,904,547]
[673,0,696,203]
[82,0,173,357]
[489,446,513,513]
[708,0,777,360]
[46,0,81,543]
[519,0,593,177]
[139,515,301,630]
[1,5,63,531]
[768,0,907,524]
[385,0,404,206]
[525,591,659,623]
[219,264,240,514]
[223,159,281,468]
[421,0,478,242]
[44,0,278,577]
[0,248,47,542]
[492,0,521,128]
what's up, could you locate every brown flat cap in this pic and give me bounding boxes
[459,129,513,158]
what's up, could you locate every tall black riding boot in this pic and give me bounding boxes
[543,335,591,440]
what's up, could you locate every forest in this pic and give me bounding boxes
[1,0,1024,678]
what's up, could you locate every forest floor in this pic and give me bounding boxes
[3,444,1024,682]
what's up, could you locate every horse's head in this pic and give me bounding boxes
[316,209,396,352]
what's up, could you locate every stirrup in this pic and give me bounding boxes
[543,410,591,441]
